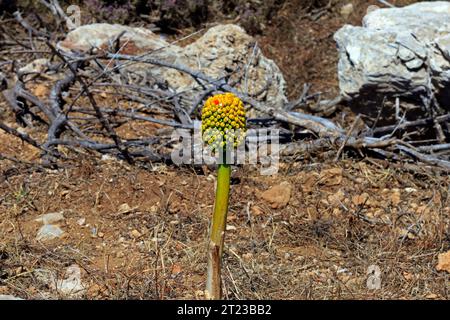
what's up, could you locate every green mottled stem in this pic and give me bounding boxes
[206,156,231,300]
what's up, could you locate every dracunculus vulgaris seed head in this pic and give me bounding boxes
[201,93,247,149]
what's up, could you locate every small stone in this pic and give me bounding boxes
[16,127,28,135]
[403,272,413,280]
[87,284,102,298]
[436,251,450,273]
[337,268,350,275]
[131,229,142,239]
[328,189,345,206]
[340,3,354,19]
[0,295,23,300]
[98,232,104,238]
[117,203,138,215]
[57,265,85,297]
[36,224,64,241]
[195,290,205,299]
[101,154,114,162]
[76,218,86,226]
[391,189,401,206]
[19,58,49,74]
[397,227,416,240]
[260,181,292,209]
[226,225,237,231]
[35,211,65,225]
[251,206,264,216]
[242,253,253,262]
[118,203,132,214]
[171,264,182,275]
[352,193,369,206]
[318,168,343,186]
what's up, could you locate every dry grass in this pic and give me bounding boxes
[0,151,449,299]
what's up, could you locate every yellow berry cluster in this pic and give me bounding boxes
[201,93,246,149]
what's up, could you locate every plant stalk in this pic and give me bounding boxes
[205,160,231,300]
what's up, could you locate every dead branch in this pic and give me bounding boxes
[0,13,448,171]
[0,121,42,150]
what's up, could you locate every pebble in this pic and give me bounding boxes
[101,154,114,161]
[0,295,23,300]
[35,265,85,298]
[131,230,142,239]
[260,181,292,209]
[118,203,137,215]
[35,211,65,225]
[56,264,85,297]
[36,224,64,241]
[340,3,354,19]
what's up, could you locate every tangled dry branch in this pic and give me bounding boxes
[0,10,449,172]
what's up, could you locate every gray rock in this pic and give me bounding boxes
[18,58,50,75]
[58,23,287,112]
[334,2,450,116]
[34,265,85,298]
[179,25,287,111]
[36,224,64,241]
[57,24,170,53]
[0,294,23,300]
[340,3,354,20]
[35,211,65,225]
[56,264,85,297]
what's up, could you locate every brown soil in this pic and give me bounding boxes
[1,0,449,300]
[1,141,449,299]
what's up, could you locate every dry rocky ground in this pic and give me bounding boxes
[1,0,450,300]
[1,138,449,299]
